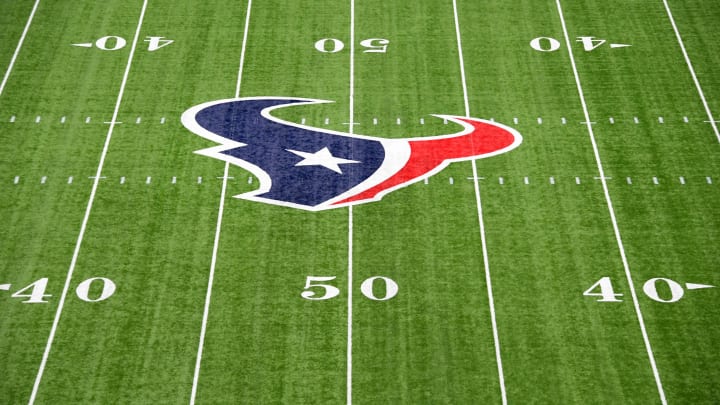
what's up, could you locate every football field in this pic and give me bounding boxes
[1,0,719,403]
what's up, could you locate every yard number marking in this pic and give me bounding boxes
[73,36,173,52]
[315,38,389,53]
[4,277,116,303]
[530,36,630,52]
[585,276,714,303]
[301,275,398,301]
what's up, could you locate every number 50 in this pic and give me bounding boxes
[301,275,398,301]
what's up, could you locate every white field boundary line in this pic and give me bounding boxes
[188,0,253,404]
[347,0,355,403]
[28,1,149,403]
[0,0,41,99]
[554,1,667,404]
[451,1,507,403]
[662,0,720,143]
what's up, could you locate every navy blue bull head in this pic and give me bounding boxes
[181,97,522,211]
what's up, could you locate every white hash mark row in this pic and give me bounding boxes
[10,175,715,185]
[3,115,715,125]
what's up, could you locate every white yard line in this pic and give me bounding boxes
[347,0,355,403]
[554,1,667,404]
[27,1,149,404]
[451,1,507,403]
[0,0,41,99]
[662,0,720,143]
[189,1,253,404]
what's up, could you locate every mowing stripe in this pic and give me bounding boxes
[0,0,41,100]
[554,1,667,404]
[662,0,720,143]
[189,1,253,404]
[451,1,507,403]
[347,0,355,403]
[27,1,149,403]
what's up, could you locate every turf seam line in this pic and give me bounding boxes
[662,0,720,143]
[555,1,667,403]
[28,1,149,403]
[452,1,507,403]
[0,0,41,100]
[189,1,253,404]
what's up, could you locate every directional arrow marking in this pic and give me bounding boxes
[685,283,715,290]
[0,284,11,291]
[610,43,632,48]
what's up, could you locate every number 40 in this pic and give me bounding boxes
[584,276,687,303]
[301,275,398,301]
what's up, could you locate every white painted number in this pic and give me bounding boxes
[315,38,389,53]
[359,38,389,53]
[530,37,561,52]
[360,276,399,301]
[643,278,684,303]
[144,36,174,52]
[95,36,127,51]
[576,36,607,51]
[314,38,345,53]
[583,276,623,302]
[301,276,341,300]
[11,278,52,303]
[76,277,117,302]
[302,276,398,301]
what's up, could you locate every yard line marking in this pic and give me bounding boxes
[452,1,507,403]
[662,0,720,143]
[190,1,252,404]
[347,1,355,403]
[0,0,41,99]
[28,1,149,403]
[555,2,667,403]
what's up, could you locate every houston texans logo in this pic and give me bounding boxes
[181,97,522,211]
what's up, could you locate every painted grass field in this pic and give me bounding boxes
[0,0,718,403]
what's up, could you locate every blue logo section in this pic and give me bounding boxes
[193,98,384,207]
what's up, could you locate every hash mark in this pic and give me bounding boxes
[85,117,91,124]
[634,117,639,124]
[13,176,19,184]
[373,118,378,125]
[67,176,73,184]
[40,176,46,184]
[35,116,41,123]
[136,117,141,124]
[420,118,424,125]
[653,177,659,185]
[396,118,401,125]
[609,117,615,124]
[324,118,329,125]
[498,177,504,185]
[449,177,454,185]
[301,118,306,125]
[146,176,151,184]
[627,177,633,185]
[171,176,177,184]
[513,117,519,124]
[575,177,581,184]
[707,176,713,184]
[561,117,567,125]
[658,117,664,124]
[60,116,66,124]
[197,176,202,184]
[248,176,252,184]
[423,177,428,184]
[683,116,689,123]
[120,177,126,184]
[679,176,685,185]
[549,176,555,185]
[10,115,16,123]
[160,117,166,124]
[537,117,543,124]
[524,176,529,185]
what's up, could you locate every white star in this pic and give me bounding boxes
[286,147,360,174]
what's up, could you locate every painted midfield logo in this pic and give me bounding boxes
[181,97,522,211]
